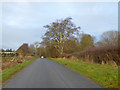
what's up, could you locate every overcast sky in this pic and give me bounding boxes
[2,2,118,50]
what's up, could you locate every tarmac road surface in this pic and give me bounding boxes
[3,58,104,88]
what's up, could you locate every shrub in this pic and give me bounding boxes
[70,46,120,66]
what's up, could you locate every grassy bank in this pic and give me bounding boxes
[1,57,37,83]
[51,58,118,88]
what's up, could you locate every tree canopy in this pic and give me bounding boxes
[42,17,80,56]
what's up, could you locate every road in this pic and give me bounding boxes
[3,58,103,88]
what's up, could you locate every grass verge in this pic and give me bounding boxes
[1,57,37,84]
[51,58,118,88]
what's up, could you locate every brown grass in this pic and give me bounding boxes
[2,55,33,71]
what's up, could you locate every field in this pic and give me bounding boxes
[51,58,118,88]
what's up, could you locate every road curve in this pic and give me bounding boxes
[3,58,104,88]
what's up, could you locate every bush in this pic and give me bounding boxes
[70,46,120,66]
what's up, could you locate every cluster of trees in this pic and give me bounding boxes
[1,49,15,52]
[28,17,119,65]
[0,49,17,57]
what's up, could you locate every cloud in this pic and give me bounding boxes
[2,2,118,50]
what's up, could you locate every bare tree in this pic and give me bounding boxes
[28,44,35,56]
[42,17,80,56]
[97,30,118,47]
[34,41,40,55]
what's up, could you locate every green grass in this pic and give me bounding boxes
[51,58,119,88]
[1,57,37,83]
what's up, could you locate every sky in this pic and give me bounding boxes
[1,2,118,50]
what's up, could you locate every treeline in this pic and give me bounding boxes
[0,49,18,57]
[28,17,119,66]
[1,48,15,52]
[70,30,119,66]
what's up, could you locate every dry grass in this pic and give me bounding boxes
[2,55,33,71]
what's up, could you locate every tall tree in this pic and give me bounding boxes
[42,17,80,56]
[97,30,118,47]
[34,41,40,55]
[64,37,79,54]
[80,34,95,50]
[28,44,35,56]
